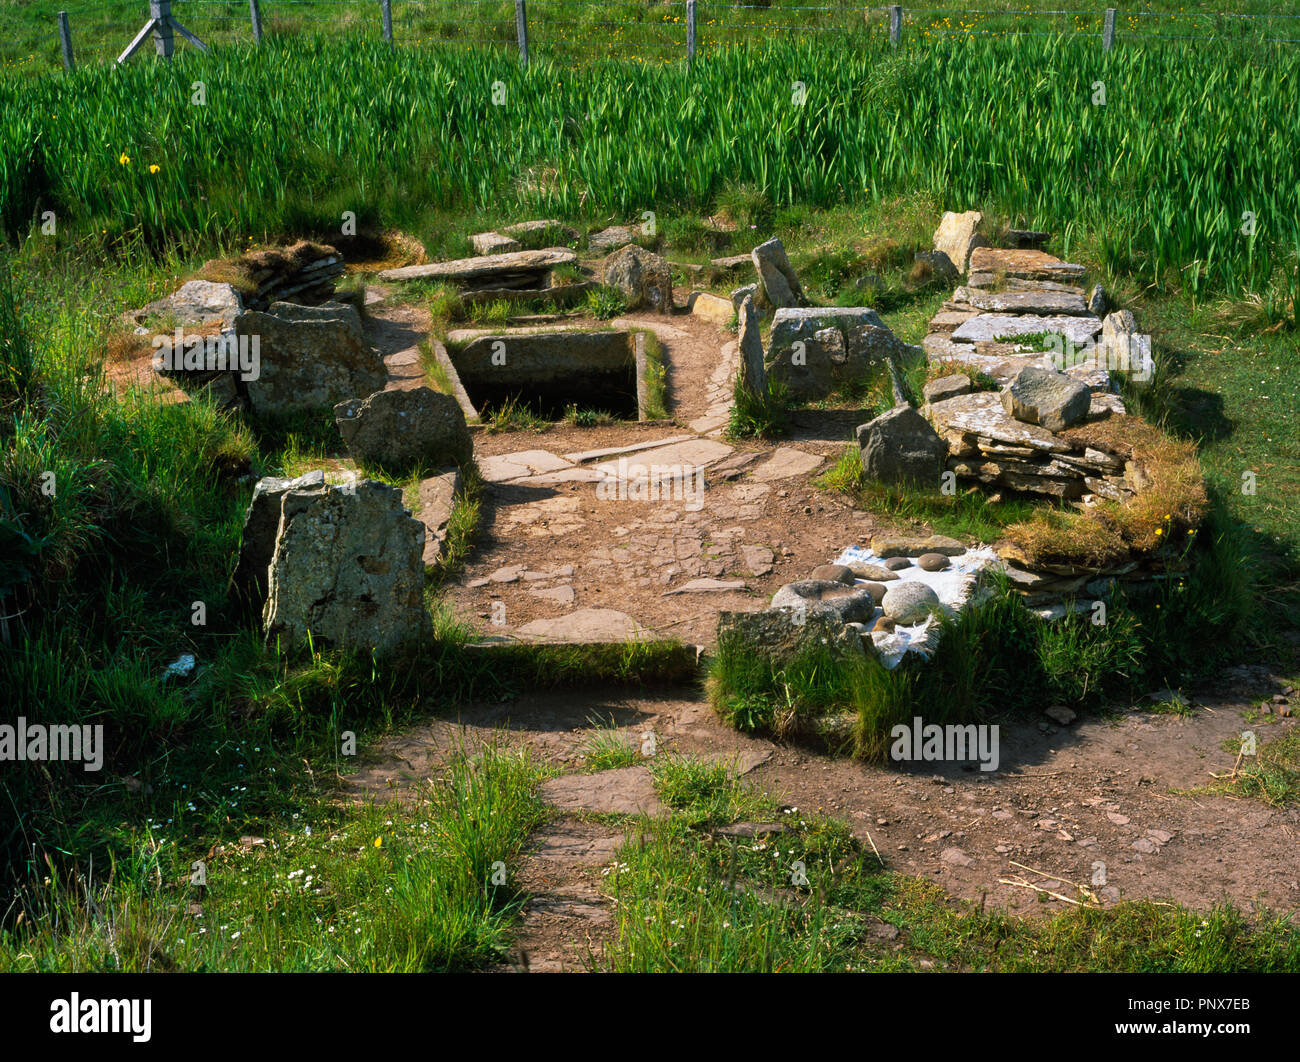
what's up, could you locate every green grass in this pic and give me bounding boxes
[726,375,792,439]
[1210,731,1300,808]
[817,444,1040,542]
[4,34,1299,298]
[425,463,485,587]
[0,742,548,972]
[483,394,551,433]
[585,285,628,321]
[637,329,668,420]
[578,720,642,772]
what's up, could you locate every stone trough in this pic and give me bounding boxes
[438,326,657,423]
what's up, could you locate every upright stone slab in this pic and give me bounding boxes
[236,304,386,416]
[418,467,463,567]
[735,295,767,398]
[932,211,988,274]
[766,306,896,399]
[229,470,326,616]
[751,237,806,309]
[334,386,473,475]
[262,479,429,652]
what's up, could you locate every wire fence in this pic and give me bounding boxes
[4,2,1300,75]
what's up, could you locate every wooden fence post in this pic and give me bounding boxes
[151,0,174,58]
[249,0,263,44]
[382,0,394,46]
[516,0,529,67]
[687,0,696,65]
[889,4,902,47]
[57,11,74,71]
[1103,8,1116,51]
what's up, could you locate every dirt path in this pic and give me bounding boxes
[343,670,1300,971]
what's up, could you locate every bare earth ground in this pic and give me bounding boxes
[342,669,1300,972]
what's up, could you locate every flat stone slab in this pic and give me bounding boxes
[446,324,596,343]
[749,447,824,481]
[377,248,576,282]
[526,824,624,866]
[701,749,772,775]
[689,412,731,434]
[514,608,643,642]
[928,309,982,333]
[950,313,1101,347]
[479,449,574,483]
[592,438,733,479]
[538,765,665,817]
[710,254,754,272]
[530,585,576,605]
[563,435,694,464]
[968,247,1087,281]
[418,468,462,567]
[514,467,608,486]
[471,232,521,255]
[927,391,1074,453]
[953,287,1091,316]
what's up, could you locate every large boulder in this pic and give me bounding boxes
[334,386,472,475]
[932,211,988,274]
[229,469,326,616]
[735,295,768,398]
[262,479,429,652]
[602,244,673,313]
[766,306,899,399]
[856,405,949,487]
[751,237,806,309]
[132,279,244,329]
[235,302,386,416]
[1001,367,1091,432]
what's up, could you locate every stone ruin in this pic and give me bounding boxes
[728,210,1201,673]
